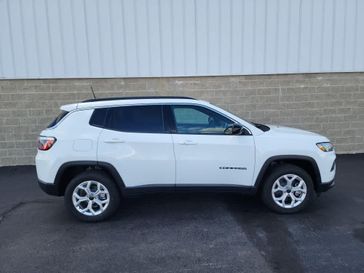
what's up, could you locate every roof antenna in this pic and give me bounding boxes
[90,85,96,99]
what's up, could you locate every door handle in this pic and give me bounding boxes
[104,138,125,143]
[181,140,197,145]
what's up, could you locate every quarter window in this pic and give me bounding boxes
[171,105,234,135]
[47,110,69,128]
[89,108,108,128]
[106,105,164,133]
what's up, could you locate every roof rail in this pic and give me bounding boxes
[82,96,196,103]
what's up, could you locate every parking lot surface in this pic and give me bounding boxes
[0,154,364,273]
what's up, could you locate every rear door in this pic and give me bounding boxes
[169,104,255,186]
[97,105,175,187]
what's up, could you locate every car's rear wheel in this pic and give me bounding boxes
[64,171,120,222]
[261,164,315,213]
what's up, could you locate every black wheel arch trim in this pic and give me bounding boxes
[50,160,126,196]
[253,155,323,193]
[40,156,330,197]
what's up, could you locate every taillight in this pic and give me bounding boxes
[37,136,57,151]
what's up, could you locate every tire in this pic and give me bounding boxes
[261,164,315,213]
[64,170,121,222]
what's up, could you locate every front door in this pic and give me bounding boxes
[169,104,255,186]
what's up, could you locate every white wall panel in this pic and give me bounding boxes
[0,0,363,79]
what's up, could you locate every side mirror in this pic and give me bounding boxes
[231,124,242,135]
[225,123,243,135]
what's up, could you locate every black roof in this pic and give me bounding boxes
[82,96,196,103]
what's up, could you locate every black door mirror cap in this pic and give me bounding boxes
[231,124,243,135]
[224,123,243,135]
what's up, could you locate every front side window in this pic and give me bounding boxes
[171,105,235,135]
[106,105,164,133]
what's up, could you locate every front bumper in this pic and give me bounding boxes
[316,178,335,192]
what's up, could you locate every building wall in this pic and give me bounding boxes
[1,0,364,79]
[0,72,363,166]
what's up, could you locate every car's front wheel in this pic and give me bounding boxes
[261,164,315,213]
[64,171,120,222]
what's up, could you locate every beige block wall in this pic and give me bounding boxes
[0,72,364,166]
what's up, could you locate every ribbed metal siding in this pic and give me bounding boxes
[0,0,363,79]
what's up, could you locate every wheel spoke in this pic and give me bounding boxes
[98,197,109,204]
[292,180,304,189]
[277,178,286,188]
[95,183,102,194]
[73,192,83,199]
[289,193,296,206]
[87,181,94,194]
[283,175,291,187]
[79,205,90,213]
[87,201,95,215]
[94,200,107,212]
[289,175,298,183]
[281,193,289,208]
[276,192,288,201]
[75,197,89,206]
[273,185,285,192]
[294,187,307,194]
[284,175,297,187]
[294,192,306,201]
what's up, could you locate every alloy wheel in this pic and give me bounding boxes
[271,174,307,209]
[72,180,110,216]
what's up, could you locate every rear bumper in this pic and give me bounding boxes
[38,179,62,196]
[316,178,335,192]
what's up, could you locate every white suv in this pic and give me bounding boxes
[36,97,336,221]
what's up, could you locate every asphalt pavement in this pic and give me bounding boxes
[0,154,364,273]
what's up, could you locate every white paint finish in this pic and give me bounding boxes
[172,134,255,186]
[73,139,93,152]
[97,130,176,187]
[253,125,336,184]
[1,0,363,79]
[35,109,100,183]
[36,98,336,188]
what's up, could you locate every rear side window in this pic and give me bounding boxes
[89,108,108,128]
[106,105,165,133]
[47,110,68,128]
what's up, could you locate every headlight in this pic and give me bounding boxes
[316,142,334,152]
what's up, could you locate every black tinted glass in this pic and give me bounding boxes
[107,105,164,133]
[89,108,108,127]
[47,110,68,128]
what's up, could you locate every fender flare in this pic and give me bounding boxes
[253,155,322,192]
[54,161,126,195]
